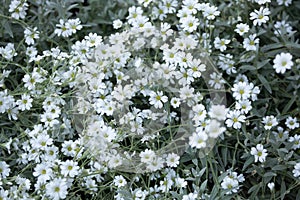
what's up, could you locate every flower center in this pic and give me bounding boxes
[257,151,262,156]
[281,61,287,66]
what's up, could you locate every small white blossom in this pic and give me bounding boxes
[273,52,293,74]
[251,144,268,163]
[285,116,299,129]
[262,115,278,130]
[250,7,270,26]
[292,163,300,178]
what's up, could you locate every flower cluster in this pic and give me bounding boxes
[0,0,299,199]
[54,18,83,37]
[221,170,245,194]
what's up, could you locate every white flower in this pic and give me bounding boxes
[147,156,164,172]
[108,154,123,169]
[267,182,275,191]
[31,132,53,150]
[33,163,53,183]
[182,193,198,200]
[114,175,127,187]
[60,160,80,178]
[208,72,226,90]
[180,15,200,33]
[285,116,299,129]
[67,18,82,34]
[292,163,300,178]
[99,125,117,142]
[149,91,168,109]
[0,189,9,200]
[140,149,156,163]
[255,0,271,5]
[127,6,143,25]
[0,90,15,114]
[221,176,239,194]
[26,46,38,62]
[9,0,28,19]
[208,104,228,121]
[262,115,278,130]
[15,176,31,191]
[163,48,177,64]
[226,110,246,129]
[40,112,59,127]
[46,178,68,200]
[250,7,270,26]
[54,19,72,37]
[277,0,292,6]
[159,176,173,192]
[249,83,260,101]
[165,153,180,168]
[84,33,103,47]
[243,34,259,51]
[23,70,44,90]
[235,100,252,114]
[175,177,187,188]
[16,94,33,111]
[206,119,226,138]
[218,53,236,75]
[192,104,207,122]
[274,20,294,36]
[203,5,220,20]
[272,126,289,141]
[0,161,10,179]
[170,97,181,108]
[214,37,230,52]
[138,0,153,7]
[183,0,201,14]
[231,82,251,100]
[189,129,208,149]
[220,171,244,194]
[288,135,300,150]
[234,23,250,36]
[24,27,40,45]
[250,144,268,163]
[273,52,293,74]
[0,43,17,61]
[113,19,123,29]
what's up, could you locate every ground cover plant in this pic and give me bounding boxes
[0,0,299,199]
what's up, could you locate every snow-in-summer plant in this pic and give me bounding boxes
[0,0,299,199]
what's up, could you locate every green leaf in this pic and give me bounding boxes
[258,74,272,94]
[248,183,261,194]
[200,180,207,192]
[170,191,181,199]
[263,172,277,177]
[240,65,256,71]
[209,185,219,200]
[243,156,254,171]
[282,95,297,114]
[261,43,284,52]
[2,21,13,38]
[280,181,286,200]
[199,167,206,178]
[180,154,192,163]
[272,165,287,171]
[286,42,300,50]
[221,147,228,167]
[296,189,300,200]
[256,59,270,70]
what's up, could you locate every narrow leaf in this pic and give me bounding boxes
[258,74,272,94]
